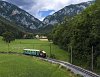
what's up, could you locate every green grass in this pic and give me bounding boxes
[0,36,69,61]
[0,54,77,77]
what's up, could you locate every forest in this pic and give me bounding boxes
[51,0,100,72]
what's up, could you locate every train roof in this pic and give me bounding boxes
[24,49,40,51]
[42,51,46,53]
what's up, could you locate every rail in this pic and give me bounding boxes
[40,58,100,77]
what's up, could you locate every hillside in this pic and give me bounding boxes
[0,1,44,32]
[51,0,100,74]
[43,1,94,25]
[40,1,94,33]
[0,15,25,38]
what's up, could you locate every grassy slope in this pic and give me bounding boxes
[0,54,77,77]
[0,36,69,61]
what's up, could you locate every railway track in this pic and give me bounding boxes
[40,58,100,77]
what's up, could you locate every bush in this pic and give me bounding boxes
[50,54,56,59]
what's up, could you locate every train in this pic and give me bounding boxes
[23,49,46,58]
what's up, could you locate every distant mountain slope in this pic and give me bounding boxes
[0,1,44,31]
[0,15,25,38]
[43,1,94,26]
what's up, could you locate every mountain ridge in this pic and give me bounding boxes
[43,1,94,26]
[0,1,94,34]
[0,1,44,31]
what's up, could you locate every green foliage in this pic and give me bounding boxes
[47,33,52,42]
[23,33,34,39]
[52,20,71,50]
[51,1,100,72]
[50,54,56,59]
[2,31,15,43]
[96,0,100,4]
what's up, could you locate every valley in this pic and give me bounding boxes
[0,0,100,77]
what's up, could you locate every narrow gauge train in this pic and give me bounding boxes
[23,49,46,58]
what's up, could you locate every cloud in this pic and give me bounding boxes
[3,0,93,21]
[3,0,36,10]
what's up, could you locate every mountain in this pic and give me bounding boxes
[0,1,94,34]
[43,1,94,26]
[0,15,25,38]
[0,1,44,32]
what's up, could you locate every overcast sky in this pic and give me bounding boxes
[2,0,93,21]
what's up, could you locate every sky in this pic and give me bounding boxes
[2,0,93,21]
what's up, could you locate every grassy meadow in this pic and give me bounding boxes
[0,36,69,61]
[0,36,80,77]
[0,54,78,77]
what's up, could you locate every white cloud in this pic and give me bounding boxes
[28,0,93,21]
